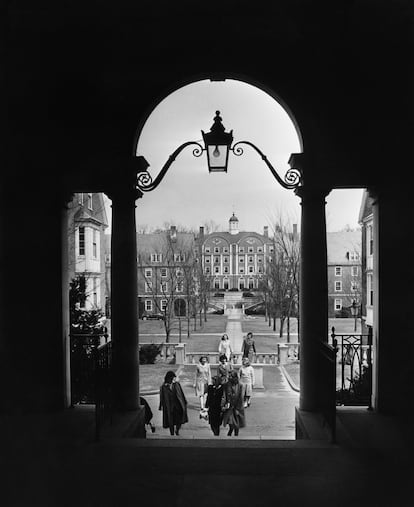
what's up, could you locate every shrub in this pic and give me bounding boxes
[139,344,162,364]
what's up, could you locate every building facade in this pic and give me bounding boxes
[327,230,362,318]
[67,192,108,311]
[358,191,374,333]
[136,226,197,318]
[198,214,274,291]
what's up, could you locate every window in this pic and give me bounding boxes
[368,226,373,255]
[214,256,220,263]
[79,227,85,256]
[223,247,229,253]
[78,193,84,205]
[258,256,263,263]
[223,279,229,290]
[239,258,244,263]
[161,268,167,277]
[214,247,220,253]
[205,258,210,263]
[248,266,254,273]
[145,268,152,278]
[248,279,254,289]
[174,253,185,262]
[151,253,162,262]
[335,266,342,276]
[223,266,229,274]
[145,300,152,311]
[161,299,167,311]
[93,277,98,306]
[269,246,274,253]
[205,267,210,274]
[258,266,263,274]
[176,268,183,277]
[214,266,220,274]
[348,251,359,261]
[205,247,211,253]
[257,247,263,253]
[239,279,245,290]
[239,267,244,274]
[248,247,254,253]
[248,256,253,263]
[334,299,342,311]
[161,281,168,293]
[239,247,244,253]
[368,274,373,306]
[351,281,358,292]
[224,256,229,263]
[352,266,359,276]
[335,281,342,292]
[214,279,220,289]
[145,281,152,293]
[176,281,183,292]
[87,193,93,210]
[92,229,97,258]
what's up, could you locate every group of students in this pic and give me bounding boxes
[157,332,256,437]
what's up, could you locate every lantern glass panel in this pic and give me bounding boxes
[207,144,228,171]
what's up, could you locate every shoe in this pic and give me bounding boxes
[151,425,155,433]
[244,402,248,408]
[227,428,233,436]
[247,401,251,407]
[175,430,180,436]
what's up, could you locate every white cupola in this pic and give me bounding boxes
[229,213,239,235]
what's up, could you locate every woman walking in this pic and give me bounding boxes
[242,332,256,362]
[218,333,232,361]
[238,357,255,408]
[222,371,245,436]
[159,370,188,436]
[205,375,224,436]
[194,356,212,417]
[217,354,233,385]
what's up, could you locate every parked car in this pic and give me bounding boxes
[141,312,164,320]
[245,304,265,316]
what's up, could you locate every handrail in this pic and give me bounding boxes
[318,340,337,443]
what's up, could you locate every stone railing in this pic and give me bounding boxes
[139,342,181,362]
[185,351,278,366]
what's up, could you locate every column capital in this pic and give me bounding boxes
[294,184,331,202]
[105,156,149,203]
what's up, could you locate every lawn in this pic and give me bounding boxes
[139,363,179,392]
[138,314,227,339]
[283,361,300,389]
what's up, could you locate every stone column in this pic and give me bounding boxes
[295,181,330,412]
[107,173,142,411]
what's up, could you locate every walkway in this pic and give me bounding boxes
[142,307,299,439]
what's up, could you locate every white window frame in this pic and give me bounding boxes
[248,247,254,253]
[92,229,97,258]
[248,266,254,273]
[351,281,358,292]
[223,266,229,274]
[214,266,220,274]
[151,253,162,262]
[239,247,245,253]
[205,267,210,274]
[161,299,167,311]
[214,279,220,289]
[214,247,220,253]
[161,268,167,277]
[145,268,152,278]
[257,247,263,253]
[205,247,211,253]
[145,300,153,311]
[224,256,229,263]
[352,266,359,276]
[78,226,85,256]
[335,266,342,276]
[78,193,84,205]
[335,281,342,292]
[176,281,183,293]
[239,267,244,274]
[87,193,93,210]
[223,247,229,253]
[145,281,153,293]
[161,281,168,293]
[334,299,342,311]
[174,253,185,262]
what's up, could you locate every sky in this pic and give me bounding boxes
[105,79,364,234]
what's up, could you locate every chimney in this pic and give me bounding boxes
[293,224,298,238]
[170,225,177,242]
[199,226,204,238]
[263,226,268,237]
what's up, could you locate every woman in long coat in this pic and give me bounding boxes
[222,371,245,436]
[242,332,256,362]
[205,375,224,436]
[159,370,188,436]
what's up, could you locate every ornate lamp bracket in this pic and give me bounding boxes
[231,141,302,190]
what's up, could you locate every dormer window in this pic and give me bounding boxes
[87,193,93,210]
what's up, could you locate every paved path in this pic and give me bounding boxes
[225,308,244,354]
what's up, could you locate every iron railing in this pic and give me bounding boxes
[331,327,373,408]
[318,340,337,443]
[70,333,108,404]
[94,341,113,441]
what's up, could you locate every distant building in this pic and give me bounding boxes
[136,226,196,317]
[197,213,274,291]
[67,192,108,311]
[358,190,374,332]
[327,230,362,318]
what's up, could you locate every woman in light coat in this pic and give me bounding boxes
[194,356,212,414]
[218,333,232,361]
[238,357,255,408]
